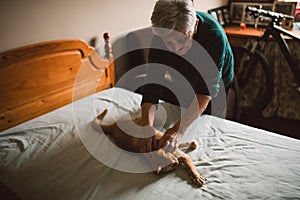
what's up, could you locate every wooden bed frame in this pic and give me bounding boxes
[0,34,115,132]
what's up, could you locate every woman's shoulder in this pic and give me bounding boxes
[196,11,219,25]
[195,11,227,41]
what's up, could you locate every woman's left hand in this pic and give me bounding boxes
[158,127,182,152]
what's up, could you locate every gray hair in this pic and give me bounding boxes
[151,0,196,36]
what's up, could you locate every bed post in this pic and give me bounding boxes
[104,32,115,87]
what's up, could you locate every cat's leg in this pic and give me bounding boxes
[177,152,205,187]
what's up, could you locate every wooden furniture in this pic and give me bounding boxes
[224,25,300,46]
[224,25,265,46]
[0,34,115,131]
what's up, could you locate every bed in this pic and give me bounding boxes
[0,34,300,200]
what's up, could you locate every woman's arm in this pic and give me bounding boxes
[158,94,211,151]
[141,102,156,126]
[139,102,157,153]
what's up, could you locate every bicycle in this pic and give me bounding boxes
[233,6,300,118]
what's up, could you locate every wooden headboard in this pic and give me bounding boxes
[0,34,115,131]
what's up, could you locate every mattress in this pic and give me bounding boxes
[0,87,299,199]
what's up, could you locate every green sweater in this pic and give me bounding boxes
[141,11,234,107]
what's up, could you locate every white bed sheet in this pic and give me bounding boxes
[0,87,300,200]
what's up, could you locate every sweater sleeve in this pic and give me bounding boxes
[140,44,166,105]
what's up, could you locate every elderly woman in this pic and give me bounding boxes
[140,0,234,153]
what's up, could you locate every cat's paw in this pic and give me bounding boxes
[191,175,206,187]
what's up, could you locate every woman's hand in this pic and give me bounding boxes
[157,94,210,152]
[158,126,183,152]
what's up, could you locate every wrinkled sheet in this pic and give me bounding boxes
[0,87,300,200]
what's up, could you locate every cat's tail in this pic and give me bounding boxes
[93,109,112,134]
[97,109,108,121]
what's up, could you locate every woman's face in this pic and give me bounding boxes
[161,30,193,56]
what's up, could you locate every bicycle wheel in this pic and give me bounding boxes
[233,45,274,115]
